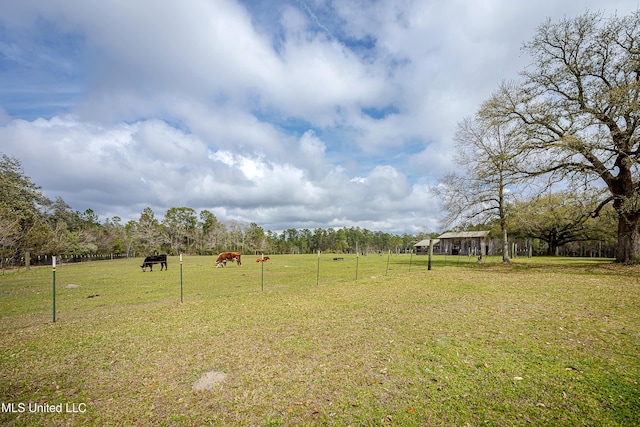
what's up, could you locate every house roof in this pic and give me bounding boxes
[438,231,490,239]
[414,239,440,247]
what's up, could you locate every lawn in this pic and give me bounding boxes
[1,254,638,426]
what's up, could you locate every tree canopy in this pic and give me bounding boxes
[509,190,617,255]
[480,11,640,262]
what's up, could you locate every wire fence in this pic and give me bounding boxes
[2,252,615,324]
[2,254,129,271]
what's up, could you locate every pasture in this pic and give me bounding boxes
[1,254,638,426]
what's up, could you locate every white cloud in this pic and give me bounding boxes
[0,115,440,232]
[1,0,637,233]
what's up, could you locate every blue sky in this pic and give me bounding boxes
[1,0,638,234]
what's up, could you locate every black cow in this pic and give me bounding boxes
[141,254,167,272]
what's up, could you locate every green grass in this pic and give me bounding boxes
[1,255,638,426]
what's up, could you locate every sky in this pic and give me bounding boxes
[0,0,638,234]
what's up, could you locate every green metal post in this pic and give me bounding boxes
[52,256,57,322]
[386,250,391,275]
[355,241,359,281]
[409,250,413,272]
[316,251,320,286]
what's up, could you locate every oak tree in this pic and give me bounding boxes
[487,11,640,262]
[510,190,616,255]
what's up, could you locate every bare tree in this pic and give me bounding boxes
[436,114,528,262]
[486,11,640,262]
[227,220,246,252]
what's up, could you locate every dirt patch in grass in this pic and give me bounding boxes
[193,370,227,391]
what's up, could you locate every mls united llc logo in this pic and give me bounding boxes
[2,402,87,413]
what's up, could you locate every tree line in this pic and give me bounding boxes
[117,205,421,257]
[0,153,422,266]
[0,152,618,269]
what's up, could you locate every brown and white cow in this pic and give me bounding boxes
[256,256,270,263]
[215,252,242,267]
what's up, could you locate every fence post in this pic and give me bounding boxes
[52,256,57,322]
[355,242,359,281]
[316,251,320,286]
[261,253,264,292]
[180,254,183,303]
[386,250,391,275]
[409,250,413,272]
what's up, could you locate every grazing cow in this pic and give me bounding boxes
[215,252,242,267]
[141,254,167,272]
[256,256,270,263]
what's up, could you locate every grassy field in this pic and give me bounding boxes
[0,254,638,426]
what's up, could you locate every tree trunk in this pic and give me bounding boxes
[546,244,555,256]
[501,225,510,263]
[616,213,640,263]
